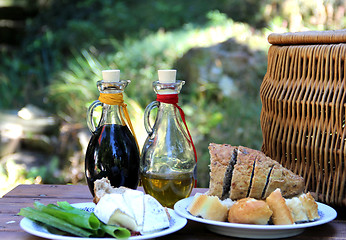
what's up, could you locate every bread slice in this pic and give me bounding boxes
[229,147,257,200]
[207,144,305,201]
[228,198,273,225]
[263,163,304,199]
[248,156,276,199]
[187,193,229,221]
[266,189,294,225]
[207,143,235,198]
[299,192,320,221]
[285,197,309,222]
[221,149,238,199]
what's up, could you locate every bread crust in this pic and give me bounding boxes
[93,178,128,204]
[228,198,273,225]
[266,189,294,225]
[286,197,309,222]
[263,164,304,199]
[299,192,320,221]
[207,143,305,202]
[228,147,259,199]
[207,143,235,198]
[248,157,276,199]
[187,193,228,221]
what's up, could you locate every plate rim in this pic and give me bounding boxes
[20,202,187,240]
[174,196,337,231]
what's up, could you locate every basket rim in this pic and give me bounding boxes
[268,29,346,45]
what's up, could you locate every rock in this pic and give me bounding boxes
[0,107,60,135]
[175,38,267,99]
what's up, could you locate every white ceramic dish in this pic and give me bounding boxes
[174,197,337,239]
[20,202,187,240]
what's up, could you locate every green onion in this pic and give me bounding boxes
[100,223,131,239]
[34,201,100,230]
[18,207,93,238]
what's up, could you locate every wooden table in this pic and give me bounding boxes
[0,184,345,239]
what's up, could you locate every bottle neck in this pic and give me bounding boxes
[99,104,125,126]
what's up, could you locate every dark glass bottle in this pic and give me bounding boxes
[85,70,140,196]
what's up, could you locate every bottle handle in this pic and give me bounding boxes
[87,100,103,133]
[144,101,159,134]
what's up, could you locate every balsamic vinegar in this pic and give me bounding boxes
[85,124,140,195]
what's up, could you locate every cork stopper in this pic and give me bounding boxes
[102,70,120,82]
[158,70,176,83]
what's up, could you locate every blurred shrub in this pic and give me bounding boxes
[47,12,268,187]
[1,0,345,188]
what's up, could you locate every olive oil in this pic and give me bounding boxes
[141,173,194,208]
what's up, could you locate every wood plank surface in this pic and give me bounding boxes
[0,184,344,240]
[3,184,92,199]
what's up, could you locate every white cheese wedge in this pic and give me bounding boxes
[142,194,170,233]
[94,193,139,231]
[122,189,144,228]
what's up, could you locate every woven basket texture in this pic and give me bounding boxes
[260,30,346,206]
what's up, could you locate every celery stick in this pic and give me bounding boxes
[18,207,93,238]
[100,223,131,239]
[34,201,100,230]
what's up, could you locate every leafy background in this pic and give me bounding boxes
[0,0,345,196]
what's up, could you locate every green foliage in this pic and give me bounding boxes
[27,157,65,184]
[48,50,104,121]
[1,0,345,188]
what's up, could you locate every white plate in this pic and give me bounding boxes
[20,202,187,240]
[174,197,337,239]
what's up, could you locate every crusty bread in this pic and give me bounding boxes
[286,197,309,222]
[93,178,127,204]
[299,192,320,221]
[263,164,305,199]
[207,143,235,198]
[266,189,294,225]
[187,193,229,221]
[228,198,273,225]
[248,156,276,199]
[207,143,304,200]
[229,147,257,200]
[190,190,320,225]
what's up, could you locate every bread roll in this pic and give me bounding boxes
[187,193,229,221]
[299,192,320,221]
[285,197,309,222]
[266,189,294,225]
[228,198,272,225]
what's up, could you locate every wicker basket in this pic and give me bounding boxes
[260,30,346,207]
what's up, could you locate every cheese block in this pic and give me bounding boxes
[94,193,138,231]
[122,189,144,228]
[142,195,170,233]
[93,179,170,234]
